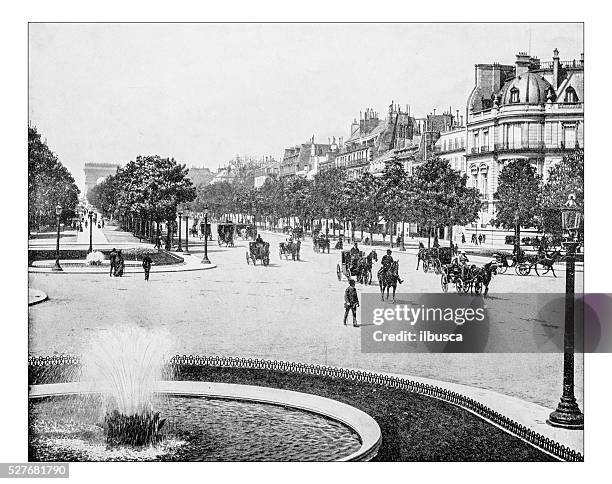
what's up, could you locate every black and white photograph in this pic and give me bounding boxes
[2,4,611,481]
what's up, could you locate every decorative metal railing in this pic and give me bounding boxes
[28,354,583,462]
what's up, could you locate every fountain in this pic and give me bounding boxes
[29,326,381,461]
[79,326,171,447]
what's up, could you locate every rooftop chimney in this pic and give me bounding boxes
[515,52,531,76]
[552,48,560,90]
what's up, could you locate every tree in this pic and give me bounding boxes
[411,157,481,247]
[313,167,347,235]
[87,174,120,218]
[28,126,80,232]
[539,149,584,237]
[89,155,196,248]
[379,158,410,247]
[492,159,541,252]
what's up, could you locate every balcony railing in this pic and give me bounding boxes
[537,59,584,70]
[470,146,493,154]
[467,141,582,156]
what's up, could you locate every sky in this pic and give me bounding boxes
[29,23,583,190]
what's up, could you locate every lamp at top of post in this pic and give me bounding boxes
[561,194,582,242]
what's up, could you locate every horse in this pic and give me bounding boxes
[315,236,330,253]
[379,260,400,302]
[534,249,562,277]
[470,261,497,296]
[355,250,378,284]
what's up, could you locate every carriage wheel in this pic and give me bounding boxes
[497,265,508,275]
[473,280,483,295]
[246,252,250,265]
[218,237,222,246]
[516,263,531,276]
[364,271,372,285]
[434,260,442,275]
[297,251,300,261]
[423,261,429,273]
[455,279,463,293]
[336,264,341,281]
[441,274,448,293]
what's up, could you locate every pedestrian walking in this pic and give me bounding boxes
[461,233,466,244]
[142,253,152,281]
[109,248,118,277]
[478,234,483,245]
[343,279,359,327]
[114,250,125,277]
[482,234,486,244]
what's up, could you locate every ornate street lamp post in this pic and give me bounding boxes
[202,205,211,264]
[52,204,63,271]
[177,210,183,252]
[183,211,191,256]
[88,210,94,253]
[325,208,330,236]
[547,194,584,430]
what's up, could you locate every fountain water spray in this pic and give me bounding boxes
[80,326,173,446]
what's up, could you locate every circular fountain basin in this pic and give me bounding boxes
[29,381,381,462]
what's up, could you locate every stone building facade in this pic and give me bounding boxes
[280,137,332,180]
[464,49,584,243]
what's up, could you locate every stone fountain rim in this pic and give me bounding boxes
[29,380,382,462]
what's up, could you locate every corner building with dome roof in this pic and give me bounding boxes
[463,49,583,244]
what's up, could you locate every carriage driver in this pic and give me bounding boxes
[255,234,264,246]
[452,250,469,278]
[378,249,404,284]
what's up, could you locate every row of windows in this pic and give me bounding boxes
[441,137,465,152]
[509,86,579,104]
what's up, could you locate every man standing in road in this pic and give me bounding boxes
[343,278,359,327]
[142,253,153,281]
[109,248,118,277]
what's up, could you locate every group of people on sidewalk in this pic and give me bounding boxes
[108,248,153,280]
[108,248,125,277]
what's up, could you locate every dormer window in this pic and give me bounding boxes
[510,87,520,103]
[565,87,578,103]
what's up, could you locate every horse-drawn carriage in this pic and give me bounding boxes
[313,234,331,253]
[246,240,270,266]
[279,239,301,261]
[198,222,212,240]
[217,222,235,247]
[337,250,356,281]
[440,261,497,295]
[417,247,453,274]
[493,248,562,277]
[336,249,377,284]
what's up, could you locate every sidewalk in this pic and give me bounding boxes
[77,222,108,245]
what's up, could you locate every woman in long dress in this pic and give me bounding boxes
[115,250,125,277]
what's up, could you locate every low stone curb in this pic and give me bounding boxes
[28,289,48,306]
